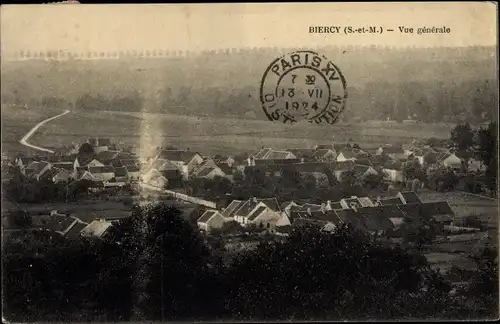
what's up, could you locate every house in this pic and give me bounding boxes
[197,166,227,179]
[154,149,204,178]
[251,148,296,160]
[125,165,141,182]
[32,213,89,239]
[352,164,379,180]
[149,174,168,188]
[87,137,112,154]
[74,157,105,169]
[78,170,96,181]
[51,162,76,172]
[340,196,374,210]
[88,166,115,182]
[81,219,114,239]
[383,161,404,183]
[16,157,35,172]
[441,153,463,170]
[27,161,52,181]
[250,158,302,167]
[51,169,74,184]
[357,206,401,235]
[288,148,318,161]
[231,197,281,228]
[114,167,129,182]
[197,210,227,233]
[214,156,235,167]
[398,201,455,226]
[396,191,422,204]
[221,200,246,218]
[331,161,355,181]
[161,169,184,189]
[97,150,121,163]
[376,145,406,160]
[336,150,357,162]
[312,149,337,162]
[378,197,404,206]
[334,208,366,231]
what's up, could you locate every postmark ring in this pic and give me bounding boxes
[259,50,348,125]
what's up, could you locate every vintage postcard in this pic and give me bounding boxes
[1,2,498,322]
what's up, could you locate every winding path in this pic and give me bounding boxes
[19,110,71,153]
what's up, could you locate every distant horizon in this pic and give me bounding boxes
[1,3,497,59]
[2,44,497,62]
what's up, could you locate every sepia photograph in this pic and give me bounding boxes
[1,2,498,322]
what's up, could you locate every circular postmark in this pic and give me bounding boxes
[260,50,347,124]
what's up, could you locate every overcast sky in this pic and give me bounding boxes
[1,2,497,57]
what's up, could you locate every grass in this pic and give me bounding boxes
[28,109,453,158]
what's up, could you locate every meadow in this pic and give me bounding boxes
[28,109,454,158]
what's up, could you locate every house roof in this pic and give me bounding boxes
[161,169,183,179]
[215,163,233,175]
[358,197,374,207]
[125,165,140,173]
[338,150,357,159]
[379,197,404,206]
[39,168,59,181]
[88,166,115,174]
[255,158,302,166]
[423,151,443,164]
[247,206,268,221]
[222,200,245,218]
[308,210,342,224]
[19,157,35,166]
[31,161,50,175]
[331,161,355,171]
[288,149,317,158]
[353,164,370,176]
[384,160,403,171]
[254,148,272,159]
[298,203,323,212]
[267,150,293,159]
[98,138,112,146]
[329,201,343,210]
[114,166,128,177]
[197,210,219,223]
[156,150,198,163]
[25,161,40,170]
[97,151,120,161]
[81,220,113,238]
[334,209,366,230]
[398,191,422,204]
[234,197,280,217]
[357,206,397,231]
[398,201,454,222]
[198,167,218,177]
[65,220,89,239]
[152,159,178,171]
[52,162,74,171]
[381,145,405,154]
[312,149,334,159]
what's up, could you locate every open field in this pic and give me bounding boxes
[1,105,64,156]
[418,190,498,229]
[29,109,454,157]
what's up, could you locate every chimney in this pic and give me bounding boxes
[252,197,258,203]
[320,203,326,212]
[326,200,332,210]
[307,207,312,216]
[350,202,358,212]
[301,157,305,163]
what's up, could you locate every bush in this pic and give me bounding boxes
[463,214,486,230]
